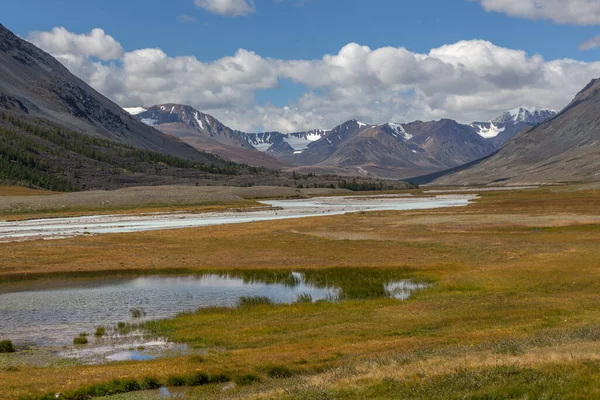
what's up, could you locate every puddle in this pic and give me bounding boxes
[106,351,156,362]
[385,280,431,300]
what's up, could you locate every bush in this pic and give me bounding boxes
[0,340,15,353]
[94,327,106,337]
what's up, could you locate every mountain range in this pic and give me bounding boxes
[420,80,600,185]
[3,22,597,189]
[127,104,556,179]
[0,24,410,191]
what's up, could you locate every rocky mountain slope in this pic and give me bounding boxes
[128,104,288,169]
[0,24,212,163]
[429,80,600,185]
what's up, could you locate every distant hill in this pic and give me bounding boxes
[427,80,600,185]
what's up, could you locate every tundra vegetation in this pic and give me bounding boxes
[1,185,600,399]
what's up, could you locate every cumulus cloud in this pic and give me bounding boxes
[28,27,124,61]
[474,0,600,25]
[194,0,255,17]
[27,27,600,132]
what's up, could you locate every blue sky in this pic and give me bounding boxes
[7,0,600,61]
[4,0,600,132]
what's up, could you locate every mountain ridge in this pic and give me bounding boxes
[127,104,555,179]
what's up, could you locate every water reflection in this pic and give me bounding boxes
[0,270,431,346]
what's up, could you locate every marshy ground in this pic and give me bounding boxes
[1,184,599,399]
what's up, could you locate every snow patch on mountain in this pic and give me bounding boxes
[194,111,204,130]
[387,122,413,140]
[284,130,329,153]
[124,107,147,115]
[473,122,505,139]
[140,118,158,126]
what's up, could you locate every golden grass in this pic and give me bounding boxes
[1,185,600,399]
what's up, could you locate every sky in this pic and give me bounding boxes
[4,0,600,132]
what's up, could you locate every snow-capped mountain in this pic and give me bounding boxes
[470,107,557,146]
[243,129,330,155]
[124,104,557,178]
[493,107,557,125]
[430,81,600,186]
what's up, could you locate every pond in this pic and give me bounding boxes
[0,270,430,347]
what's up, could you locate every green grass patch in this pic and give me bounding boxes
[0,340,15,353]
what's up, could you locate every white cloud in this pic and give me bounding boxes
[28,27,124,61]
[194,0,255,17]
[474,0,600,25]
[579,34,600,50]
[27,27,600,133]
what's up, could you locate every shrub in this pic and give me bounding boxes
[0,340,15,353]
[94,327,106,337]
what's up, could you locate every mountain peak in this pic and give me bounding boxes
[493,107,557,125]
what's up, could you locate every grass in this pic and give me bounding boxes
[0,201,262,222]
[295,293,313,303]
[129,308,146,319]
[0,185,59,197]
[73,333,89,346]
[237,296,274,307]
[2,185,600,399]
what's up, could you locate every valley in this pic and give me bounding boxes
[1,185,600,400]
[1,8,600,400]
